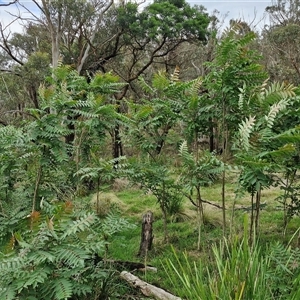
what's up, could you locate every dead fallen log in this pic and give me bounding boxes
[120,271,182,300]
[104,259,157,272]
[234,202,267,212]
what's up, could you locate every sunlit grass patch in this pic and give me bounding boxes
[116,189,158,216]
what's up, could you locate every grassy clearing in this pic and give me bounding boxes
[87,173,300,298]
[106,176,300,257]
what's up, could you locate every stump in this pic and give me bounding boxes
[138,211,154,257]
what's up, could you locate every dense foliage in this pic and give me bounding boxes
[0,0,300,299]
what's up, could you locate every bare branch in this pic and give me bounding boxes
[0,23,24,65]
[77,0,114,73]
[0,16,19,32]
[0,69,21,76]
[17,1,43,23]
[0,110,37,119]
[1,74,14,103]
[183,191,224,209]
[0,0,17,7]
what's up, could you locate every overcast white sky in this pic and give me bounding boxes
[0,0,273,32]
[190,0,272,30]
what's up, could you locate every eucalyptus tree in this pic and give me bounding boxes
[262,0,300,84]
[1,0,210,155]
[0,0,113,70]
[0,22,52,112]
[0,0,114,120]
[27,0,114,71]
[93,0,209,91]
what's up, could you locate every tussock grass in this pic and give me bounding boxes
[90,192,126,214]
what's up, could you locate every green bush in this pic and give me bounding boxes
[0,200,133,300]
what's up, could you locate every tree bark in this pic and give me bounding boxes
[138,211,154,257]
[113,123,123,160]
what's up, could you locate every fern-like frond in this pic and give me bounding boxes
[0,285,16,300]
[238,83,247,110]
[259,77,270,98]
[100,213,135,236]
[71,109,100,119]
[238,116,256,151]
[138,76,155,94]
[0,125,21,138]
[52,278,73,300]
[272,126,300,143]
[16,266,52,291]
[134,105,154,121]
[217,38,237,65]
[265,143,297,159]
[0,256,23,271]
[152,70,169,91]
[186,77,203,97]
[55,247,89,268]
[179,140,194,166]
[61,213,96,239]
[262,81,296,104]
[28,250,55,264]
[170,65,180,82]
[265,99,289,128]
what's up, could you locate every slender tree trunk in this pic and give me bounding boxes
[196,186,203,251]
[221,170,226,236]
[65,115,76,146]
[162,206,168,243]
[51,33,60,69]
[249,192,255,246]
[74,127,86,195]
[254,187,261,234]
[96,177,100,215]
[283,170,297,236]
[155,125,171,155]
[113,123,123,159]
[209,117,214,152]
[32,163,42,213]
[221,97,227,236]
[28,84,39,109]
[77,0,114,74]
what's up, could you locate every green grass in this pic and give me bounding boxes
[91,174,300,299]
[116,190,157,215]
[107,178,300,255]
